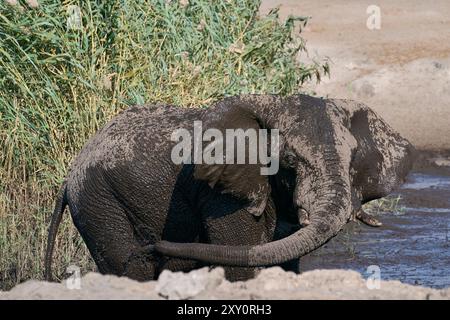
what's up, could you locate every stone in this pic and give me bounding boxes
[156,267,224,300]
[1,268,449,300]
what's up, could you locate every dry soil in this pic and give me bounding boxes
[261,0,450,150]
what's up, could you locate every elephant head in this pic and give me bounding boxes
[154,94,415,266]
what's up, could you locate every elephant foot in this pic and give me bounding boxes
[224,266,259,282]
[355,209,382,227]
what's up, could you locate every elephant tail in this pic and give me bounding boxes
[44,180,68,281]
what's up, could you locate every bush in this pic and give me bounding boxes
[0,0,328,290]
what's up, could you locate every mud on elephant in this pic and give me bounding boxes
[45,94,415,281]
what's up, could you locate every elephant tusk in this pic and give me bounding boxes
[298,208,311,226]
[356,209,382,227]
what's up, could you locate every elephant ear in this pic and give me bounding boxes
[194,103,270,217]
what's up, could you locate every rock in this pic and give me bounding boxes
[345,62,358,70]
[156,267,224,300]
[244,267,301,291]
[1,268,449,300]
[2,273,160,300]
[433,158,450,167]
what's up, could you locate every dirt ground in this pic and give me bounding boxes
[2,267,449,300]
[261,0,450,150]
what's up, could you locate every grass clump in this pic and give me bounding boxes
[363,195,405,215]
[0,0,328,290]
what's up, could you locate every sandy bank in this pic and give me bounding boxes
[261,0,450,150]
[1,267,449,300]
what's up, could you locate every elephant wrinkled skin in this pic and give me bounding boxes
[45,94,415,282]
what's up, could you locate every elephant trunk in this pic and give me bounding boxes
[155,178,351,267]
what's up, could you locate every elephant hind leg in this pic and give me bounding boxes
[85,226,157,282]
[122,246,157,281]
[72,200,157,281]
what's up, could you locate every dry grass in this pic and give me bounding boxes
[363,195,405,215]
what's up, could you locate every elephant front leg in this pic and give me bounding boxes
[203,209,269,282]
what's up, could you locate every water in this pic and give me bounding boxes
[300,169,450,288]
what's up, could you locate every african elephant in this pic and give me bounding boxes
[45,94,415,282]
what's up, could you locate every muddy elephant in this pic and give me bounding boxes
[45,94,415,282]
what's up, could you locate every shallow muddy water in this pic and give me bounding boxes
[300,163,450,289]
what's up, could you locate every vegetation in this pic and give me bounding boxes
[363,195,405,215]
[0,0,328,290]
